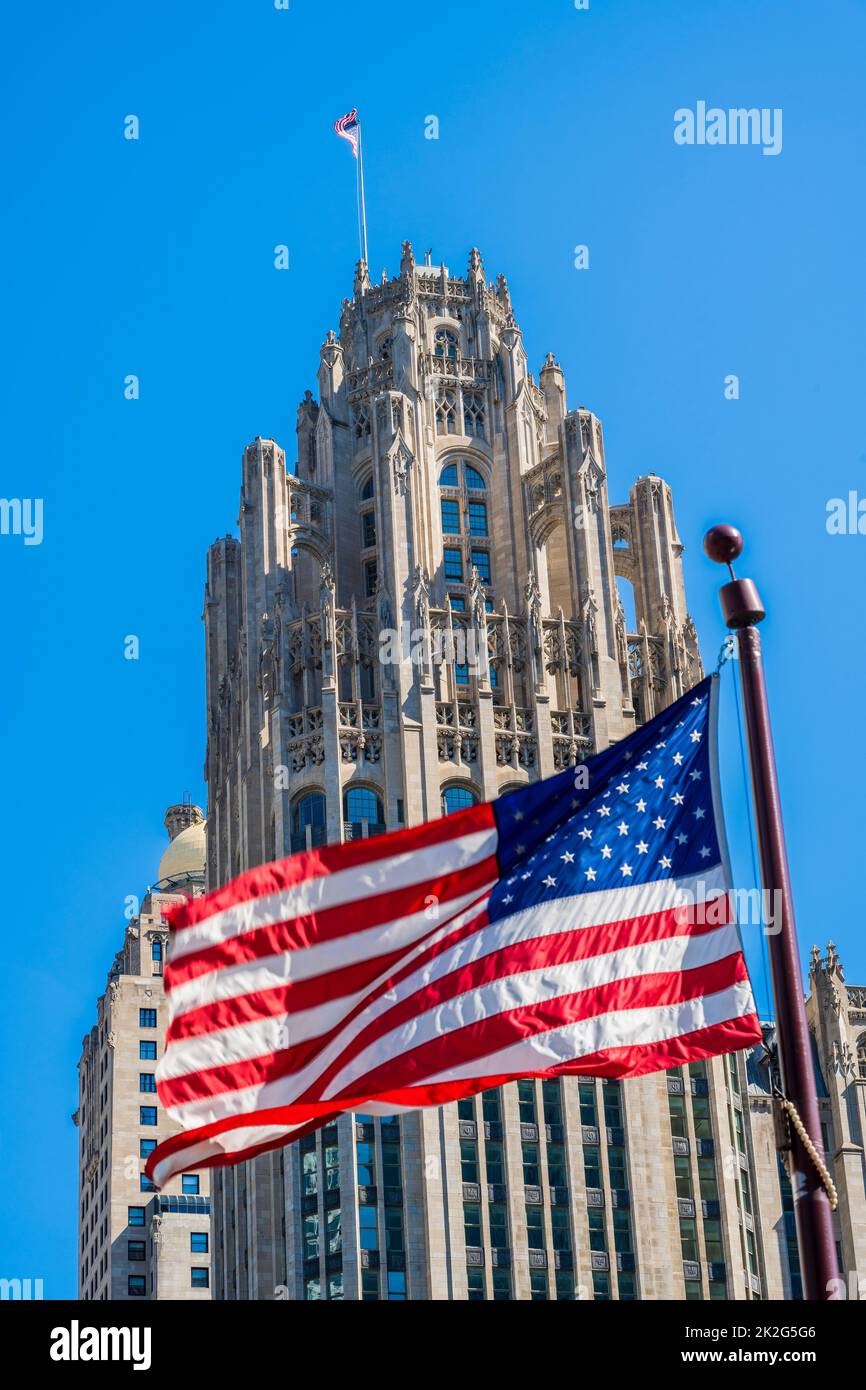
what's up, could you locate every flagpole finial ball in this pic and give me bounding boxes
[703,524,744,566]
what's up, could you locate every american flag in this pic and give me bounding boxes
[334,108,360,157]
[146,674,761,1187]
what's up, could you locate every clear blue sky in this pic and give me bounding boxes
[1,0,863,1297]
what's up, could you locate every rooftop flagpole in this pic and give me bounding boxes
[704,524,838,1302]
[357,119,368,266]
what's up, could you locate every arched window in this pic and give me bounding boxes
[360,475,374,501]
[437,460,492,605]
[441,784,477,816]
[292,791,326,853]
[434,328,458,359]
[464,465,486,491]
[858,1034,866,1080]
[343,786,385,839]
[438,463,459,488]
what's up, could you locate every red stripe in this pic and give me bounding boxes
[154,949,748,1111]
[144,1012,762,1184]
[169,801,496,934]
[165,855,498,993]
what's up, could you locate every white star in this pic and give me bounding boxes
[635,798,647,813]
[691,696,704,707]
[636,840,649,855]
[620,864,633,877]
[653,816,666,830]
[579,828,593,841]
[658,855,672,869]
[654,777,665,789]
[503,894,513,904]
[690,730,702,743]
[671,793,684,806]
[637,761,649,771]
[689,770,703,781]
[655,741,667,750]
[521,872,531,880]
[514,810,525,822]
[543,875,556,888]
[561,851,575,864]
[699,846,712,859]
[676,833,688,846]
[603,790,611,799]
[617,821,629,836]
[672,752,684,766]
[584,867,597,882]
[616,782,630,794]
[693,807,706,820]
[598,806,611,818]
[600,845,612,860]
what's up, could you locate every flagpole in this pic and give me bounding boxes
[357,122,368,265]
[704,524,838,1301]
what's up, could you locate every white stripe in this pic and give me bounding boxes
[420,978,757,1085]
[160,871,730,1083]
[166,883,496,1023]
[169,826,498,963]
[320,921,743,1099]
[150,1123,306,1189]
[161,913,741,1127]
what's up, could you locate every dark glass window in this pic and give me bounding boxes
[139,1041,157,1061]
[139,1009,156,1028]
[460,1140,479,1184]
[387,1271,406,1300]
[522,1142,540,1185]
[343,786,383,829]
[464,465,485,490]
[526,1205,545,1250]
[584,1148,601,1189]
[529,1270,548,1300]
[492,1269,511,1300]
[485,1141,504,1186]
[680,1217,700,1263]
[542,1079,563,1126]
[613,1209,633,1253]
[588,1209,606,1251]
[439,463,459,487]
[361,1271,379,1301]
[442,785,476,816]
[139,1140,156,1159]
[364,559,377,597]
[603,1081,623,1127]
[359,1205,378,1251]
[608,1145,627,1189]
[517,1080,536,1123]
[140,1174,156,1193]
[356,1141,375,1186]
[191,1232,208,1254]
[547,1144,567,1188]
[468,501,487,536]
[139,1073,156,1093]
[362,510,376,548]
[128,1275,146,1297]
[466,1267,485,1300]
[139,1106,157,1126]
[128,1207,145,1227]
[191,1268,209,1289]
[488,1202,508,1248]
[441,498,460,533]
[444,547,463,582]
[128,1241,146,1262]
[470,549,490,583]
[551,1206,571,1252]
[463,1203,482,1247]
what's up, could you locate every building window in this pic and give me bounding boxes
[492,1269,511,1300]
[324,1143,340,1191]
[356,1140,375,1186]
[128,1275,146,1297]
[139,1106,157,1126]
[387,1271,406,1300]
[488,1203,508,1249]
[542,1079,563,1126]
[583,1147,601,1189]
[361,509,376,548]
[680,1217,700,1263]
[443,547,463,582]
[291,791,326,853]
[588,1209,606,1252]
[191,1232,208,1254]
[182,1175,200,1195]
[858,1033,866,1080]
[434,328,458,359]
[326,1208,342,1255]
[463,1202,482,1248]
[343,786,384,837]
[485,1141,505,1187]
[603,1080,623,1127]
[440,497,460,534]
[618,1271,636,1301]
[303,1213,319,1261]
[140,1174,156,1193]
[555,1270,575,1301]
[151,941,163,962]
[439,462,459,487]
[359,1205,378,1251]
[441,784,477,816]
[139,1009,156,1028]
[328,1274,344,1301]
[517,1080,537,1123]
[592,1272,611,1301]
[551,1206,571,1252]
[128,1207,145,1227]
[305,1277,321,1301]
[463,392,486,438]
[139,1041,157,1061]
[191,1268,209,1289]
[579,1082,597,1126]
[460,1140,479,1184]
[361,1271,379,1301]
[302,1149,318,1196]
[139,1140,156,1159]
[384,1206,404,1253]
[466,1267,485,1301]
[613,1209,633,1254]
[128,1241,146,1262]
[470,549,490,584]
[529,1270,548,1301]
[364,559,377,597]
[139,1073,156,1093]
[360,474,374,501]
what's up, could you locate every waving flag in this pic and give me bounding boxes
[147,674,761,1187]
[334,108,360,157]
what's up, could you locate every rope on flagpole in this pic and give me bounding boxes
[775,1087,839,1210]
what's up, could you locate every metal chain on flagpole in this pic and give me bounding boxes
[775,1087,839,1210]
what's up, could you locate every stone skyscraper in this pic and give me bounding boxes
[74,803,212,1301]
[201,245,864,1300]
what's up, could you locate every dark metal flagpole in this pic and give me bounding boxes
[704,524,838,1301]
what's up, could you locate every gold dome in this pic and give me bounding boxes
[157,819,206,884]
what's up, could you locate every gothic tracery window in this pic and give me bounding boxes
[434,328,458,359]
[858,1033,866,1080]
